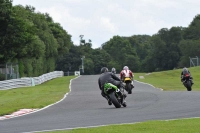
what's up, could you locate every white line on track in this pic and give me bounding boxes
[134,80,163,91]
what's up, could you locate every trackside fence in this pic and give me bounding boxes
[0,71,64,90]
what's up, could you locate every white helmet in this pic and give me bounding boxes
[111,67,116,74]
[123,66,129,70]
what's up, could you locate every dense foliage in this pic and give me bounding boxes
[1,0,200,77]
[0,0,72,77]
[56,14,200,74]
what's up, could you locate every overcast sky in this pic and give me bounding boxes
[13,0,200,48]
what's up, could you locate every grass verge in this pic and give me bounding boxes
[134,66,200,91]
[0,76,76,116]
[43,118,200,133]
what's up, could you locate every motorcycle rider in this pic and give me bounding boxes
[120,66,134,88]
[181,67,194,85]
[111,67,116,74]
[98,67,126,105]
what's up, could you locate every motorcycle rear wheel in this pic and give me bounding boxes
[126,83,132,94]
[109,92,121,108]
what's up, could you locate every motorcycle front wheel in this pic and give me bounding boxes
[186,81,192,91]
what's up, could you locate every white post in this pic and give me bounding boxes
[81,56,85,73]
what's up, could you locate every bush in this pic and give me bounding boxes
[0,73,5,81]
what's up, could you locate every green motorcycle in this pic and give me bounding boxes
[104,83,127,108]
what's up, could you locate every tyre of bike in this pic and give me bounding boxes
[124,77,132,94]
[126,83,132,94]
[186,80,192,91]
[109,92,121,108]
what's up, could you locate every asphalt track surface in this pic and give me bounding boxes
[0,75,200,133]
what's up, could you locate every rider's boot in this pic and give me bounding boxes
[107,98,112,105]
[190,77,194,85]
[122,100,126,104]
[191,80,194,85]
[121,96,126,105]
[118,82,127,98]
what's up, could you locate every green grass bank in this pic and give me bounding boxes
[42,118,200,133]
[134,66,200,91]
[0,76,76,116]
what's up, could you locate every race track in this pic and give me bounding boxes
[0,75,200,133]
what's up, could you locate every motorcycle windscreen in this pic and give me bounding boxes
[183,70,189,75]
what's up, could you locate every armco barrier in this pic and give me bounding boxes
[0,71,63,90]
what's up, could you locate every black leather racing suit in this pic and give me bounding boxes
[181,70,193,84]
[98,72,123,98]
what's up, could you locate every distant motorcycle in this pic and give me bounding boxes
[104,83,127,108]
[123,77,133,94]
[182,73,192,91]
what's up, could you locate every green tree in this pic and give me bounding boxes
[102,36,139,71]
[149,35,167,71]
[178,39,200,67]
[184,14,200,40]
[48,22,72,56]
[0,0,12,63]
[91,48,112,74]
[84,58,94,74]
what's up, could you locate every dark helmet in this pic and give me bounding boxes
[182,67,189,74]
[101,67,108,73]
[111,67,116,74]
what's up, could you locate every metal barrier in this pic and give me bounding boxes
[189,56,199,67]
[0,71,64,90]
